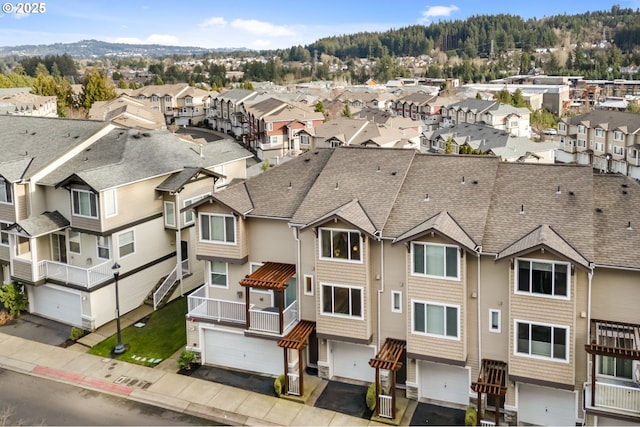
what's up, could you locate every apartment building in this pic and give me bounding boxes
[125,83,212,126]
[441,99,531,138]
[209,88,258,138]
[556,110,640,180]
[0,116,252,330]
[185,146,640,425]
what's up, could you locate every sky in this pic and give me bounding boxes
[0,0,638,50]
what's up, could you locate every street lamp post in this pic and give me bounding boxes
[112,262,126,355]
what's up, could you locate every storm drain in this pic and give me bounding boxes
[114,375,152,390]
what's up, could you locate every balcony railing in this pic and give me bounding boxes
[153,259,190,310]
[249,301,297,334]
[584,380,640,417]
[11,258,112,288]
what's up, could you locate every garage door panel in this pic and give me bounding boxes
[332,341,375,383]
[419,361,470,406]
[32,285,82,326]
[204,329,282,376]
[518,383,576,426]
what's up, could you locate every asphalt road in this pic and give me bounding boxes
[0,368,216,426]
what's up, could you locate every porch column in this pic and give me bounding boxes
[375,367,381,418]
[391,369,397,420]
[494,393,499,426]
[298,348,305,397]
[30,236,38,281]
[476,391,481,426]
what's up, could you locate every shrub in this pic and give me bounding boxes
[177,350,196,371]
[366,383,377,411]
[465,406,477,426]
[274,374,285,396]
[0,283,28,317]
[69,327,85,341]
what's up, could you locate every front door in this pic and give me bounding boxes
[181,240,188,261]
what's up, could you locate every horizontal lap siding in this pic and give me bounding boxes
[0,202,16,223]
[195,203,247,261]
[509,263,576,387]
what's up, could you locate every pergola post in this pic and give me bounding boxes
[375,367,380,417]
[391,368,397,419]
[476,391,481,426]
[591,351,596,407]
[279,289,284,335]
[244,286,251,330]
[298,348,305,396]
[494,393,499,426]
[283,347,289,395]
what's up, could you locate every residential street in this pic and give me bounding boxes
[0,368,215,426]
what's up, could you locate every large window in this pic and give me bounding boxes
[320,228,361,262]
[0,178,12,204]
[209,261,228,288]
[97,236,110,259]
[200,213,235,244]
[163,201,176,227]
[117,230,135,258]
[412,242,459,279]
[516,259,569,298]
[72,189,98,218]
[516,321,568,361]
[412,301,459,338]
[0,221,9,246]
[614,130,624,141]
[321,283,362,318]
[103,189,117,218]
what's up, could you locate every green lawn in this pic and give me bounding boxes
[88,297,187,367]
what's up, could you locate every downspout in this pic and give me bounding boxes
[377,233,384,349]
[476,246,482,375]
[176,191,183,296]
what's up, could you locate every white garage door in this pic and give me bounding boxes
[31,284,82,327]
[419,361,470,406]
[203,328,282,376]
[331,341,375,383]
[518,383,576,426]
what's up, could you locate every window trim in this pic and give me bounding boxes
[514,319,569,363]
[199,213,237,245]
[319,227,363,264]
[208,260,228,288]
[0,178,12,205]
[303,274,314,296]
[103,189,118,218]
[117,229,135,259]
[0,221,9,246]
[411,241,460,280]
[164,201,176,227]
[489,309,501,333]
[320,282,364,319]
[71,188,99,219]
[68,230,81,254]
[96,235,110,260]
[515,258,570,300]
[391,290,402,313]
[411,299,460,340]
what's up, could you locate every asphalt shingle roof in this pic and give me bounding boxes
[9,210,69,237]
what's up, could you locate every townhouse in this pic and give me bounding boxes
[389,91,441,129]
[442,99,531,138]
[209,88,258,139]
[0,116,252,330]
[88,94,166,130]
[555,110,640,180]
[185,146,640,426]
[125,83,212,126]
[0,89,58,117]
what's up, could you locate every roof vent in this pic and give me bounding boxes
[568,191,575,196]
[424,193,430,202]
[519,204,525,215]
[627,221,633,231]
[472,180,478,185]
[622,183,628,188]
[622,190,628,195]
[595,208,603,213]
[377,166,381,173]
[335,182,339,191]
[556,186,561,195]
[461,176,465,184]
[288,181,292,190]
[391,171,397,176]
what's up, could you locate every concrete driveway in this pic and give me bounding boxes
[0,313,71,346]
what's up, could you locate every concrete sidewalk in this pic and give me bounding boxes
[0,305,414,426]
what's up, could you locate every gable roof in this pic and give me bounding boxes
[8,211,69,238]
[156,167,223,193]
[301,199,377,237]
[393,211,477,253]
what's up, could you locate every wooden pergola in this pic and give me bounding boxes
[239,262,296,334]
[369,338,406,419]
[277,320,316,396]
[471,359,507,426]
[585,319,640,408]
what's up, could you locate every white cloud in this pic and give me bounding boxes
[230,19,295,37]
[419,5,460,23]
[200,16,227,27]
[146,34,179,44]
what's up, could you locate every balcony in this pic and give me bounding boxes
[11,257,112,288]
[584,380,640,419]
[187,284,297,335]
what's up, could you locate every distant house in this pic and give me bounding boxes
[125,83,212,126]
[88,94,166,130]
[441,99,531,137]
[0,89,57,117]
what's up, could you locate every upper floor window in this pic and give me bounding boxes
[184,194,210,224]
[516,259,569,298]
[412,242,459,279]
[577,139,586,148]
[0,178,12,204]
[69,231,81,254]
[320,228,361,262]
[163,201,176,227]
[200,213,236,244]
[72,189,98,219]
[164,96,172,102]
[267,122,273,131]
[151,96,159,103]
[392,291,402,313]
[103,189,117,218]
[118,230,135,258]
[597,328,634,380]
[595,128,605,138]
[209,261,228,287]
[412,300,459,339]
[97,236,110,260]
[0,221,9,246]
[595,142,605,152]
[321,282,362,318]
[614,130,625,141]
[578,125,586,134]
[613,145,625,156]
[516,320,568,361]
[558,123,567,132]
[185,97,192,104]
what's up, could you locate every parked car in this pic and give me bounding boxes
[543,128,557,135]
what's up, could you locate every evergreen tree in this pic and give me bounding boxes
[342,103,352,118]
[79,69,117,110]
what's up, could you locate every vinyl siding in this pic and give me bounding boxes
[0,200,16,223]
[16,184,28,221]
[379,242,408,341]
[101,177,164,231]
[195,203,247,261]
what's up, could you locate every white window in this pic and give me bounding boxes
[117,230,135,258]
[97,236,110,260]
[200,213,236,244]
[515,320,568,361]
[595,142,604,152]
[304,275,314,296]
[412,242,459,279]
[0,221,9,246]
[577,139,586,148]
[516,259,569,298]
[613,145,625,156]
[595,128,605,137]
[186,97,192,104]
[184,194,210,224]
[300,134,310,146]
[209,261,228,288]
[165,106,172,112]
[103,189,117,218]
[489,309,501,333]
[72,189,98,219]
[151,96,159,103]
[164,201,176,227]
[412,300,459,339]
[164,96,172,102]
[578,125,586,134]
[392,291,402,313]
[194,107,199,113]
[614,130,624,141]
[267,122,273,131]
[558,123,566,132]
[0,178,12,204]
[270,136,278,145]
[597,328,634,380]
[69,231,81,254]
[321,283,363,318]
[319,228,362,262]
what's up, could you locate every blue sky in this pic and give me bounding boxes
[0,1,637,50]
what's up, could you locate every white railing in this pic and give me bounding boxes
[593,381,640,414]
[249,301,297,334]
[378,395,393,418]
[287,373,300,396]
[42,260,112,288]
[187,286,247,323]
[153,259,190,309]
[480,420,496,426]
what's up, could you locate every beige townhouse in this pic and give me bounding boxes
[0,115,252,330]
[184,146,640,426]
[441,99,531,138]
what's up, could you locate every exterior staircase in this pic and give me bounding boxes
[144,259,190,309]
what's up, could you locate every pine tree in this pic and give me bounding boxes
[79,69,117,110]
